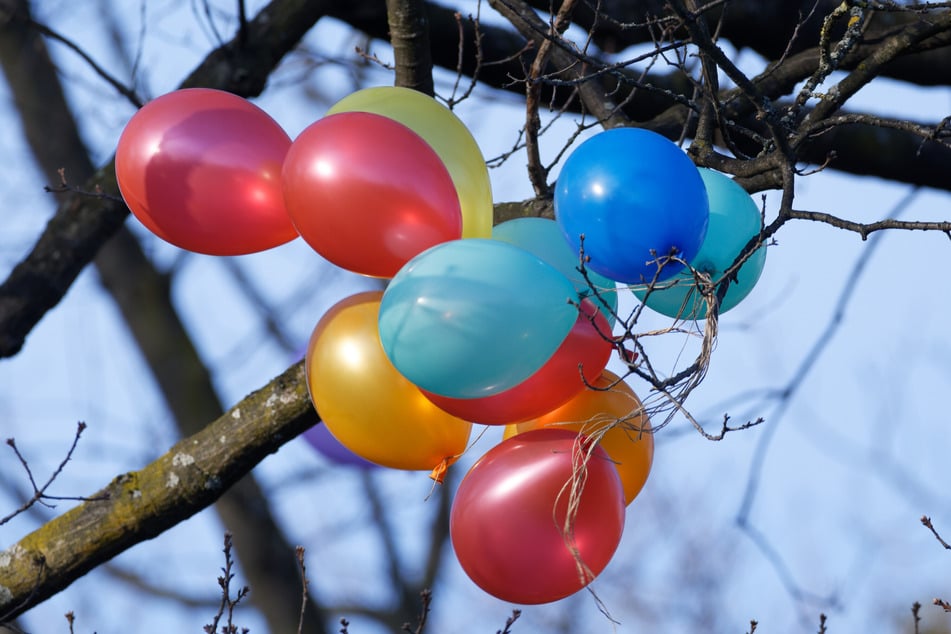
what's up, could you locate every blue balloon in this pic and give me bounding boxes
[378,239,579,399]
[492,217,618,323]
[634,168,767,319]
[554,128,709,284]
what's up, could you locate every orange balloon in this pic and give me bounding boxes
[511,371,653,505]
[305,292,471,472]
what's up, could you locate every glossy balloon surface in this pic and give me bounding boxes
[634,168,767,319]
[493,217,618,322]
[450,428,625,604]
[422,298,612,424]
[305,292,471,471]
[115,88,296,255]
[328,86,493,240]
[283,111,462,278]
[301,423,377,469]
[378,239,578,398]
[513,371,653,505]
[554,128,709,283]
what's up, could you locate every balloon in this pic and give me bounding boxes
[511,371,653,505]
[554,128,709,283]
[633,168,767,319]
[492,217,618,322]
[282,112,462,278]
[378,239,579,399]
[450,428,625,604]
[115,88,297,255]
[327,86,493,240]
[302,423,377,469]
[305,291,471,472]
[422,298,612,424]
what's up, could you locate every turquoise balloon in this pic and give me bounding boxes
[379,239,579,399]
[492,217,618,323]
[634,168,767,319]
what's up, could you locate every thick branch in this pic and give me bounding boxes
[386,0,435,95]
[0,362,319,622]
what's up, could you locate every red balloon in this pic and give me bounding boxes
[424,298,612,424]
[115,88,297,255]
[450,428,625,604]
[282,112,463,278]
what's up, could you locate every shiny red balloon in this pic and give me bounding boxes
[115,88,297,255]
[450,428,625,604]
[282,111,463,278]
[424,298,613,424]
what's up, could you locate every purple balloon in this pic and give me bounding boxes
[302,423,377,469]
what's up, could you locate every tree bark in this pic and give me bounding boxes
[0,362,319,623]
[386,0,435,95]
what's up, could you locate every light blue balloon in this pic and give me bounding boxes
[634,168,767,319]
[554,128,709,284]
[378,239,579,399]
[492,217,618,323]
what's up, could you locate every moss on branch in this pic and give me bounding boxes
[0,362,319,621]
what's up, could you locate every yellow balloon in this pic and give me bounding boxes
[327,86,493,240]
[305,291,472,473]
[510,371,653,505]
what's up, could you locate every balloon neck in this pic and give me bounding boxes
[429,456,454,484]
[695,261,716,277]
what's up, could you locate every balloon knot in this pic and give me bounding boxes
[429,457,452,484]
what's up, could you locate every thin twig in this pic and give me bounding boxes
[1,422,106,526]
[204,533,250,634]
[296,546,309,634]
[496,609,521,634]
[921,516,951,550]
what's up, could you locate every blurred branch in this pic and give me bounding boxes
[0,1,334,631]
[734,187,921,609]
[0,0,337,358]
[103,563,220,609]
[0,4,144,107]
[0,361,319,623]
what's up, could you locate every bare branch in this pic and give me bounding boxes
[0,0,334,359]
[0,361,319,622]
[921,516,951,550]
[0,422,106,527]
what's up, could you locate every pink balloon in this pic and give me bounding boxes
[424,298,612,424]
[282,112,462,278]
[450,429,625,604]
[116,88,297,255]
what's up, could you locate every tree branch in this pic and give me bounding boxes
[0,0,337,359]
[0,361,319,623]
[386,0,435,95]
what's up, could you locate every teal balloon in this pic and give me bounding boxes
[492,217,618,323]
[634,168,766,319]
[379,239,579,399]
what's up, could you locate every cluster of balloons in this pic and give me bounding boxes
[114,86,768,605]
[555,127,767,319]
